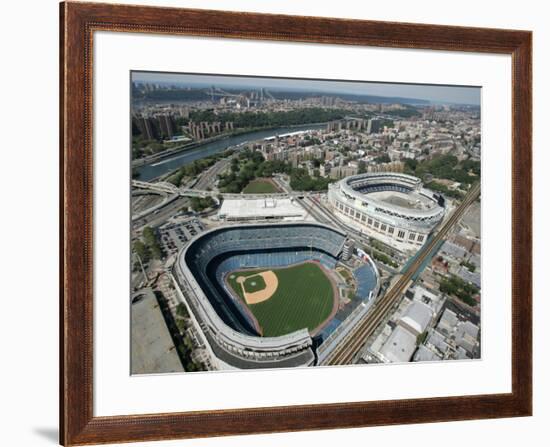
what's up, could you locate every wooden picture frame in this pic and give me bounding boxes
[60,1,532,445]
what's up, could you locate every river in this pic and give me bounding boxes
[135,123,325,181]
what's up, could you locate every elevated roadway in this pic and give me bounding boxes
[132,179,313,200]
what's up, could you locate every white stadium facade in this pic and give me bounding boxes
[327,172,446,251]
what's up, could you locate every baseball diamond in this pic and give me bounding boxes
[241,274,267,294]
[234,270,278,305]
[227,262,337,337]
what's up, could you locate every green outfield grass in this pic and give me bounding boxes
[227,263,335,337]
[242,178,281,194]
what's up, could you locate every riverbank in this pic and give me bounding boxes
[134,122,326,181]
[132,121,329,169]
[132,133,231,169]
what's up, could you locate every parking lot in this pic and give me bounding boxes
[158,219,204,257]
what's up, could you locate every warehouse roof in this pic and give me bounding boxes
[399,300,434,335]
[380,326,417,363]
[218,198,307,220]
[131,288,184,374]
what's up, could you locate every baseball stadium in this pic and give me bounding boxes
[172,222,380,369]
[328,172,446,251]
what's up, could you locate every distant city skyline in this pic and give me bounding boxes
[132,71,481,106]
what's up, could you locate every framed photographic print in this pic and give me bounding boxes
[60,1,532,445]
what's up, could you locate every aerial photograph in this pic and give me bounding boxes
[129,71,481,374]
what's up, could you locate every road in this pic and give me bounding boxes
[299,195,401,260]
[322,182,481,365]
[193,157,232,190]
[132,196,190,230]
[132,157,231,228]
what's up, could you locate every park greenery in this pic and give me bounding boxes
[133,226,162,261]
[165,153,226,186]
[289,168,332,191]
[369,238,388,253]
[379,118,395,128]
[403,154,480,188]
[132,240,149,263]
[439,274,479,307]
[424,181,464,199]
[369,238,399,259]
[384,106,421,118]
[132,135,166,158]
[365,239,400,268]
[131,132,188,159]
[370,250,399,269]
[242,179,280,194]
[217,150,330,193]
[374,154,391,164]
[190,196,216,212]
[135,87,207,102]
[189,108,347,129]
[218,150,275,193]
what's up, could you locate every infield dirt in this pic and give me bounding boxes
[236,271,279,305]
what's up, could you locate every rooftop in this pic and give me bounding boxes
[380,325,417,364]
[131,288,184,375]
[218,198,307,220]
[413,345,442,362]
[399,300,434,335]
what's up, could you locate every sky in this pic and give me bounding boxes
[132,71,481,105]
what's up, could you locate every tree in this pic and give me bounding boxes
[133,240,149,262]
[176,303,189,318]
[142,227,159,246]
[149,244,162,260]
[416,331,428,345]
[374,154,391,164]
[460,260,476,272]
[190,196,215,212]
[189,107,347,129]
[141,226,162,260]
[439,275,479,306]
[425,181,464,199]
[289,168,331,191]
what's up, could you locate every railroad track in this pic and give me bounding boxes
[324,182,481,365]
